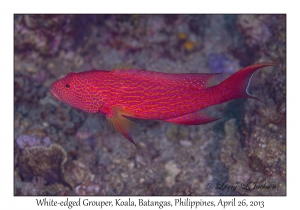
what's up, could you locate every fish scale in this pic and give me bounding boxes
[50,63,276,144]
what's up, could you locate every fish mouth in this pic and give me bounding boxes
[50,88,61,101]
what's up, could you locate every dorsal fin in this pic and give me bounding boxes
[111,68,222,89]
[112,63,136,70]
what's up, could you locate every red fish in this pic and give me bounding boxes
[50,63,276,144]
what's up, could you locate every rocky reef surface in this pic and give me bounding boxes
[14,14,286,195]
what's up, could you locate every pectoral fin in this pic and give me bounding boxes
[106,107,136,145]
[164,110,220,125]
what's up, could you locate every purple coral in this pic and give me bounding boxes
[207,53,234,74]
[16,135,51,149]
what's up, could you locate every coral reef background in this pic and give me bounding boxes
[14,14,286,195]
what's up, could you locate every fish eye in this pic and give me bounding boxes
[65,84,71,88]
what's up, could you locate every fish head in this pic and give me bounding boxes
[50,72,99,113]
[50,72,79,107]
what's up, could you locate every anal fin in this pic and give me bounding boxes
[106,107,136,146]
[164,110,220,125]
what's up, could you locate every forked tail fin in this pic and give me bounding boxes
[215,63,277,103]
